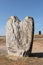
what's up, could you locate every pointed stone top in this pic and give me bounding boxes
[25,16,33,20]
[7,16,20,23]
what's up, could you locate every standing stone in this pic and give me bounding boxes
[6,16,34,57]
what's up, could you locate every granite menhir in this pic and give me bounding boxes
[6,16,34,57]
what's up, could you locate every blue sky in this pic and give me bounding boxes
[0,0,43,35]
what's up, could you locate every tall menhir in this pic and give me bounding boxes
[6,16,34,57]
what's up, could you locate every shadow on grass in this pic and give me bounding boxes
[30,52,43,58]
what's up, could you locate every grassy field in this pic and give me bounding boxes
[0,35,43,65]
[0,55,43,65]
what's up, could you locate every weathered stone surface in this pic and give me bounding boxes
[6,16,34,57]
